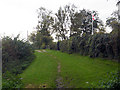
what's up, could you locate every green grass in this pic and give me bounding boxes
[20,51,58,88]
[21,50,119,88]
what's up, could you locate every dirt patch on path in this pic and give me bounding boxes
[45,53,64,88]
[42,50,47,52]
[36,50,42,52]
[35,51,64,88]
[57,62,61,73]
[56,61,64,88]
[36,50,47,53]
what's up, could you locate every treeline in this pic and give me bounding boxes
[30,4,105,49]
[2,35,35,88]
[58,32,120,60]
[29,4,120,61]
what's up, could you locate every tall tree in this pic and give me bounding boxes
[52,5,105,40]
[52,6,70,40]
[64,4,77,37]
[29,7,53,49]
[106,10,120,59]
[106,10,120,34]
[36,7,54,35]
[70,9,105,37]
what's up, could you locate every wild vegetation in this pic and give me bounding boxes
[2,35,35,88]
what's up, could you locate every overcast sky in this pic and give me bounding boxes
[0,0,118,40]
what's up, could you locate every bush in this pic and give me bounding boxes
[2,71,23,88]
[57,33,119,61]
[49,42,57,50]
[2,35,35,74]
[91,71,120,88]
[2,35,35,88]
[59,40,68,52]
[59,39,73,54]
[41,43,46,49]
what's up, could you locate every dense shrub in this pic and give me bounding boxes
[56,33,120,61]
[59,40,68,52]
[2,71,23,88]
[2,35,35,74]
[59,39,73,54]
[91,71,120,88]
[88,34,110,58]
[2,35,35,88]
[49,42,57,50]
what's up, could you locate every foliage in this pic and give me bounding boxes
[2,71,23,88]
[56,9,120,60]
[59,38,77,54]
[106,10,120,60]
[92,71,120,88]
[57,33,120,60]
[71,9,105,36]
[52,6,71,40]
[52,5,105,40]
[49,42,57,50]
[29,7,54,49]
[2,35,35,74]
[29,31,53,49]
[36,7,54,33]
[2,35,35,88]
[106,10,118,29]
[32,5,119,61]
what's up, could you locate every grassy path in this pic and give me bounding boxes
[21,50,119,88]
[55,61,64,88]
[21,50,58,88]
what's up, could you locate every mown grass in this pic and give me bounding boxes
[21,50,119,88]
[20,51,58,88]
[47,50,119,88]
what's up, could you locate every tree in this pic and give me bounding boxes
[29,7,53,49]
[2,35,35,74]
[36,7,54,35]
[64,4,77,37]
[70,9,105,37]
[106,11,119,31]
[52,7,69,40]
[106,10,120,59]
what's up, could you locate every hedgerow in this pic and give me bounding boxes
[2,35,35,88]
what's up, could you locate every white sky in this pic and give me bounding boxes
[0,0,118,40]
